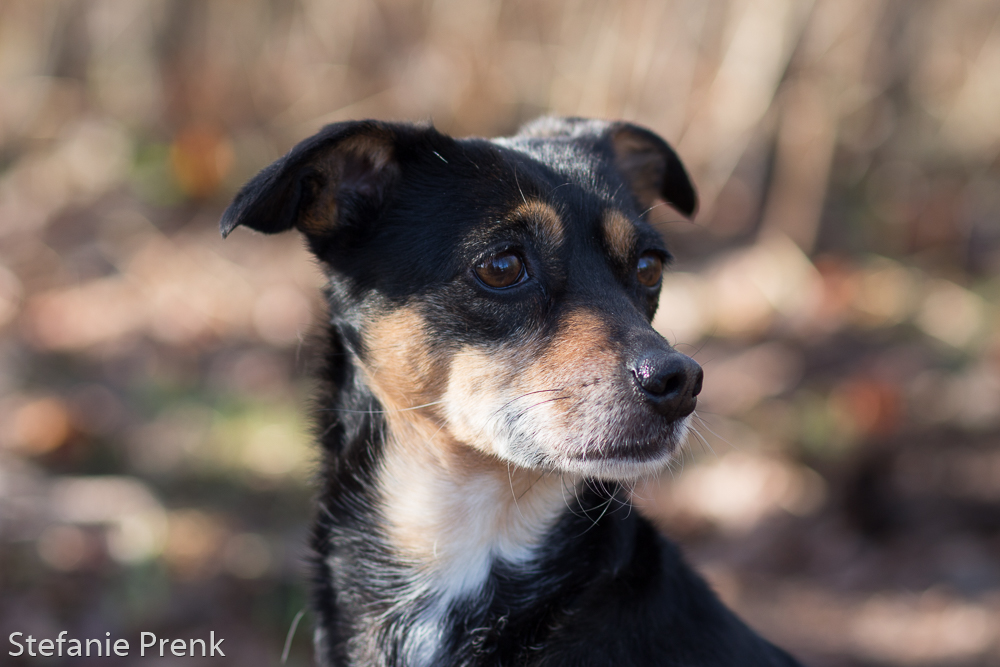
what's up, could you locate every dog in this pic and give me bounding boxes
[220,117,803,666]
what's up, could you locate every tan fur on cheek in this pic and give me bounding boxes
[440,346,526,455]
[360,306,450,415]
[602,210,636,267]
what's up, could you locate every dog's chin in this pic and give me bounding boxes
[539,416,691,482]
[553,452,676,482]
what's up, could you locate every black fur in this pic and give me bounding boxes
[222,118,803,666]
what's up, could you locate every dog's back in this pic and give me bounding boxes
[221,117,803,666]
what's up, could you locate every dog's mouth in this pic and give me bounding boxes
[542,408,693,479]
[570,432,682,462]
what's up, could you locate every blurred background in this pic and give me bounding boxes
[1,0,999,664]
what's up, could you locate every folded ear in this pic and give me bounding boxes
[517,117,698,219]
[608,124,697,218]
[220,120,399,239]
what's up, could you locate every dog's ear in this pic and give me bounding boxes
[220,120,399,239]
[518,117,697,219]
[607,124,697,219]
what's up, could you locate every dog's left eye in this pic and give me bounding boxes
[637,252,663,287]
[475,252,526,289]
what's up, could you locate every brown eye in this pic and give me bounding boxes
[475,252,525,288]
[636,252,663,287]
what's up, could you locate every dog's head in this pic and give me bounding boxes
[221,118,701,480]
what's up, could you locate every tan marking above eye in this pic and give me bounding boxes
[602,210,637,266]
[512,200,564,248]
[475,252,525,288]
[637,252,663,287]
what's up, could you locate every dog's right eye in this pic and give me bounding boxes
[637,252,663,287]
[475,252,525,289]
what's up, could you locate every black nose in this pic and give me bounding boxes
[631,351,703,419]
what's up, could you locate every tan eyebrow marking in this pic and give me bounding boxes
[511,200,564,248]
[601,210,636,266]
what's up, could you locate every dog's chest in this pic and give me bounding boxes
[370,438,572,664]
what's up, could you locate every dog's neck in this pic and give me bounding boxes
[378,419,572,594]
[313,334,639,665]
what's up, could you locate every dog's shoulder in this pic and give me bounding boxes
[534,519,801,666]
